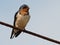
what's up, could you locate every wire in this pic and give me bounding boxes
[0,21,60,44]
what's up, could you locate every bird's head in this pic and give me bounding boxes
[19,4,30,15]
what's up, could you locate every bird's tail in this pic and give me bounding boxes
[10,30,22,39]
[10,30,14,39]
[15,31,22,37]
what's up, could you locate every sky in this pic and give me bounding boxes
[0,0,60,45]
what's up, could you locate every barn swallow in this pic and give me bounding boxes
[10,4,30,39]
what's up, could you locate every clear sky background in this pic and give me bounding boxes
[0,0,60,45]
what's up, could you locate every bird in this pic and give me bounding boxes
[10,4,30,39]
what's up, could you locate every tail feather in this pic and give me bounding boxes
[10,29,23,39]
[15,31,22,37]
[10,30,14,39]
[10,35,14,39]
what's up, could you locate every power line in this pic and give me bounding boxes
[0,21,60,44]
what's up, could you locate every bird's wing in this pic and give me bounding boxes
[10,11,18,39]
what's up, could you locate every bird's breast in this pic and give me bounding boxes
[16,15,30,30]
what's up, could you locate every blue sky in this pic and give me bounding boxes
[0,0,60,45]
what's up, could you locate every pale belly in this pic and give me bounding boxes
[15,15,30,30]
